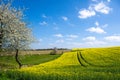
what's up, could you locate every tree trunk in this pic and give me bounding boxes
[0,28,3,49]
[15,49,22,69]
[0,21,3,49]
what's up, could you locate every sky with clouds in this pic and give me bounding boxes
[13,0,120,49]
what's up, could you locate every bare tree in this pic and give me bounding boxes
[0,0,34,68]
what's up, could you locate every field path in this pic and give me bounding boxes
[77,51,86,66]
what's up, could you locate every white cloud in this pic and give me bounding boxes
[83,36,106,46]
[92,0,111,2]
[67,34,79,39]
[39,21,47,25]
[104,35,120,42]
[92,0,98,2]
[78,1,111,19]
[85,40,106,45]
[42,14,47,18]
[66,39,106,48]
[78,9,96,19]
[102,24,108,28]
[62,16,68,21]
[95,21,108,28]
[95,21,99,26]
[107,0,111,2]
[56,39,64,43]
[33,39,43,46]
[38,39,43,42]
[37,39,43,45]
[67,42,82,46]
[86,27,106,34]
[83,36,96,41]
[54,34,63,38]
[94,2,111,14]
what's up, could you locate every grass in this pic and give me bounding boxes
[1,47,120,80]
[0,53,61,69]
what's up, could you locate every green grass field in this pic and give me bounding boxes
[1,47,120,80]
[0,53,61,69]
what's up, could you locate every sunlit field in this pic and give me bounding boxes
[1,47,120,80]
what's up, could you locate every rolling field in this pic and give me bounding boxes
[1,47,120,80]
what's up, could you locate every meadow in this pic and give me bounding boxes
[0,50,63,69]
[0,47,120,80]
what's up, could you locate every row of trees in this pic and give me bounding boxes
[0,0,34,68]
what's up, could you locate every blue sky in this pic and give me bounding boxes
[13,0,120,49]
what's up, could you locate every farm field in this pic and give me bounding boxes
[1,47,120,80]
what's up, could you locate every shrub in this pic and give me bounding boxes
[50,47,57,55]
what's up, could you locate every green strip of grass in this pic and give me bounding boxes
[0,54,61,69]
[21,54,61,65]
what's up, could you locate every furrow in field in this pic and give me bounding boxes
[80,48,120,67]
[79,51,95,66]
[77,51,86,67]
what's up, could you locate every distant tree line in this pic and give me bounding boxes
[27,48,69,51]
